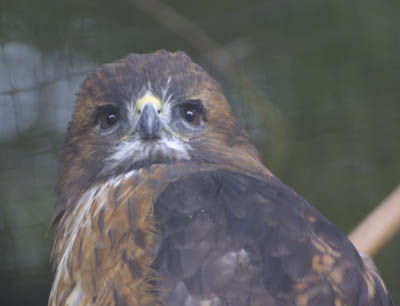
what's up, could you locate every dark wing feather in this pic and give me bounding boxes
[152,170,393,306]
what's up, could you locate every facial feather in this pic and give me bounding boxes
[103,136,192,175]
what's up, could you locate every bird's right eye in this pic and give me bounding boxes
[97,105,120,129]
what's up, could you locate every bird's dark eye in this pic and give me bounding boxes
[97,105,120,129]
[181,100,203,126]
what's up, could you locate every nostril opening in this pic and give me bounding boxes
[157,109,161,114]
[138,110,141,115]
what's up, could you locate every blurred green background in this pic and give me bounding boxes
[0,0,399,304]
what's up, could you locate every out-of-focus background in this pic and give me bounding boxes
[0,0,399,304]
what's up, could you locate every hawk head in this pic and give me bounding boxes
[58,50,262,206]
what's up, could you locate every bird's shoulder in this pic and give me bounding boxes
[151,168,393,306]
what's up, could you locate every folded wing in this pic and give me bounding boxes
[152,170,393,306]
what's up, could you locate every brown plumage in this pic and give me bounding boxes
[49,50,392,306]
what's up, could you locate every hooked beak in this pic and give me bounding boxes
[133,92,189,142]
[136,94,162,140]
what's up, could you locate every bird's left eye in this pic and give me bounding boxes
[97,105,120,129]
[180,100,203,126]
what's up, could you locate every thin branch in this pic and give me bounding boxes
[130,0,235,75]
[349,185,400,256]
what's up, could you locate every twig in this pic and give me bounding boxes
[130,0,235,75]
[349,185,400,256]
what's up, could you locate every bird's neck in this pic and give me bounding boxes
[49,164,192,306]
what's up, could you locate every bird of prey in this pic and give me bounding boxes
[49,50,393,306]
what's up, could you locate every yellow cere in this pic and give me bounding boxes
[136,93,162,114]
